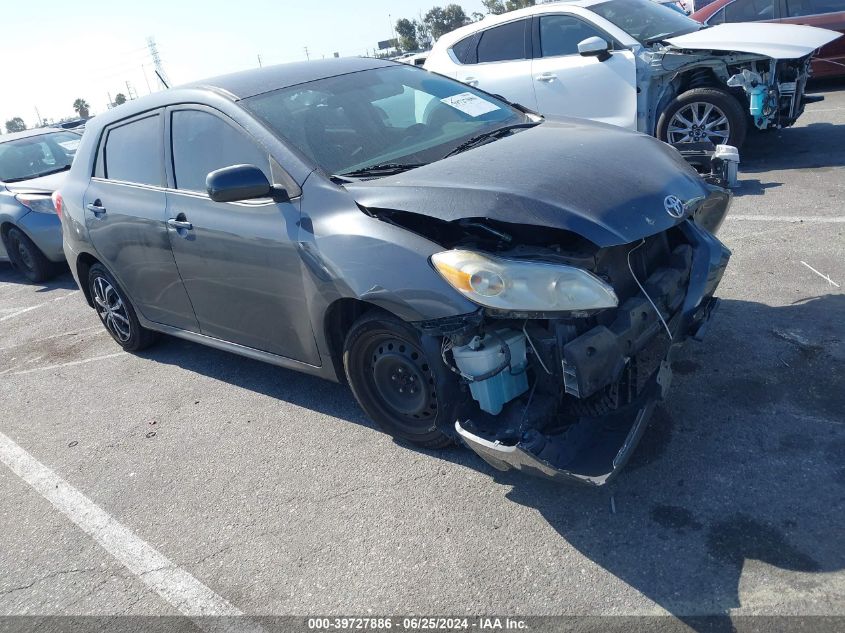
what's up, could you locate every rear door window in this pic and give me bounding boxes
[786,0,842,16]
[539,15,610,57]
[477,19,529,63]
[723,0,775,22]
[104,115,162,186]
[170,110,269,193]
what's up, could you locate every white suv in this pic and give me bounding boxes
[425,0,839,148]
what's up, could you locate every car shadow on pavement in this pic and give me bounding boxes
[742,121,845,173]
[0,261,76,291]
[489,293,845,631]
[143,293,844,630]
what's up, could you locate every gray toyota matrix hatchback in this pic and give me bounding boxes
[60,58,731,485]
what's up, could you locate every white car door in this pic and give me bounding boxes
[451,18,540,112]
[531,13,637,129]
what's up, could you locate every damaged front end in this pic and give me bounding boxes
[414,217,730,486]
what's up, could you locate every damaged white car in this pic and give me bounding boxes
[425,0,841,147]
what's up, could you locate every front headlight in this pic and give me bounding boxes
[15,194,56,214]
[431,249,618,312]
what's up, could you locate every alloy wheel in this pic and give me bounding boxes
[667,102,731,145]
[92,276,132,343]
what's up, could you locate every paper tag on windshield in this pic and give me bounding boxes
[441,92,500,117]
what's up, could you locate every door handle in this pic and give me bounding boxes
[86,201,107,216]
[167,218,193,231]
[463,76,479,86]
[535,73,558,82]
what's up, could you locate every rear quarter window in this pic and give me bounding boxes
[477,20,529,63]
[103,115,162,186]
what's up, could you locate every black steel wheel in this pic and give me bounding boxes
[3,227,55,283]
[88,263,159,352]
[343,313,454,448]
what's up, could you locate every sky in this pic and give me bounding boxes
[1,0,487,131]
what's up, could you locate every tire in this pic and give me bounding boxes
[88,263,159,352]
[657,87,748,149]
[343,313,454,448]
[3,227,56,283]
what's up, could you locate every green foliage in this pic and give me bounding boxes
[114,93,127,106]
[395,18,420,52]
[482,0,506,14]
[73,98,90,117]
[5,117,26,133]
[504,0,535,10]
[424,4,470,41]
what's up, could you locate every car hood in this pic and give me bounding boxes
[665,23,842,59]
[344,118,713,248]
[2,170,68,194]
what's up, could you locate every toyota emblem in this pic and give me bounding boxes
[664,195,686,219]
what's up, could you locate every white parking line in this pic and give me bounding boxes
[1,353,125,376]
[0,290,80,323]
[801,261,841,288]
[728,215,845,223]
[0,325,105,352]
[0,431,265,633]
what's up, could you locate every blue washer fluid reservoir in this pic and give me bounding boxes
[451,330,529,415]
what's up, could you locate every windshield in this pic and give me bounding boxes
[0,131,80,183]
[242,65,529,176]
[592,0,702,44]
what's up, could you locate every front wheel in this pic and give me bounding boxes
[88,264,159,352]
[657,88,748,149]
[343,313,455,448]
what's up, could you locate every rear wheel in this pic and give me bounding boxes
[343,313,454,448]
[657,88,747,149]
[88,263,159,352]
[3,227,56,283]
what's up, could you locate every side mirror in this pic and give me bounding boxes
[578,36,611,62]
[206,164,272,203]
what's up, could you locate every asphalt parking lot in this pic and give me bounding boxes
[1,84,843,631]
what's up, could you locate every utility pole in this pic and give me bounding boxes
[303,46,310,61]
[147,37,170,89]
[34,106,43,127]
[108,92,114,109]
[257,54,262,67]
[125,81,137,100]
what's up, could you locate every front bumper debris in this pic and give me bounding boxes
[454,220,730,486]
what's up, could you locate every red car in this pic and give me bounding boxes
[692,0,845,78]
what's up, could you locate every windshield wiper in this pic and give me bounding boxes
[443,122,539,159]
[37,165,72,177]
[337,162,426,179]
[3,165,71,183]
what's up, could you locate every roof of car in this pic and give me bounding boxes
[430,0,607,49]
[0,127,69,143]
[181,57,397,100]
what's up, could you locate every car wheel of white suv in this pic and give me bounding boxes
[657,87,748,149]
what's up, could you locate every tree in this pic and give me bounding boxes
[395,18,420,52]
[505,0,535,10]
[482,0,506,14]
[424,4,470,41]
[483,0,534,12]
[5,117,26,133]
[73,98,90,119]
[114,93,127,106]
